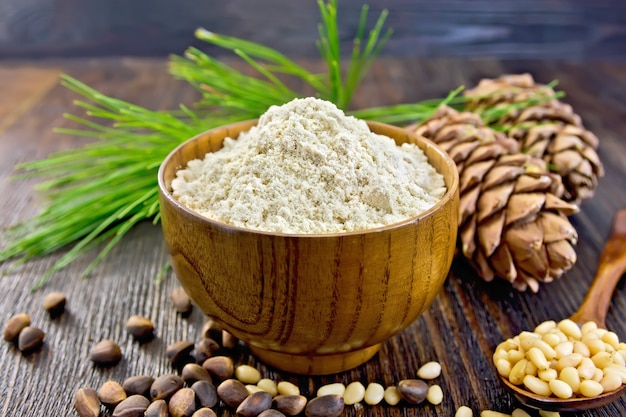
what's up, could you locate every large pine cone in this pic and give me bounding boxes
[408,106,579,292]
[464,73,604,205]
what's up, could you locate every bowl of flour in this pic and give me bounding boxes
[158,97,459,374]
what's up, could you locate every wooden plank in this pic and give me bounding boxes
[0,57,625,417]
[0,67,60,133]
[0,0,624,60]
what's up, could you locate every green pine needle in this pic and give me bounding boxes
[0,0,405,288]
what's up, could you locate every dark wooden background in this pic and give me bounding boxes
[0,0,625,60]
[1,57,626,416]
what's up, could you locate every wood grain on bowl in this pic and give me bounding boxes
[158,120,459,374]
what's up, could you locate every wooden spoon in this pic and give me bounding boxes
[500,209,626,412]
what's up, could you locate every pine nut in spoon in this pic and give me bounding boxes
[498,209,626,412]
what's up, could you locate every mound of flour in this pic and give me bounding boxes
[171,97,446,233]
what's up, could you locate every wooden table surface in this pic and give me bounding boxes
[1,57,625,417]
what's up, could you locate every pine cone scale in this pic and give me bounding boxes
[407,105,580,292]
[464,73,604,206]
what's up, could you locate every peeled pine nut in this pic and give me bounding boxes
[542,332,562,348]
[605,364,626,383]
[587,339,606,356]
[559,367,581,393]
[523,360,538,377]
[519,331,539,350]
[480,411,511,417]
[592,368,603,382]
[276,381,299,396]
[256,379,278,396]
[554,341,573,358]
[508,349,525,364]
[509,359,529,385]
[245,384,264,395]
[235,365,261,384]
[426,384,443,405]
[554,353,583,371]
[613,351,626,366]
[558,319,582,339]
[455,405,473,417]
[538,411,561,417]
[495,358,512,378]
[576,357,596,380]
[343,382,365,405]
[548,379,573,399]
[532,339,557,361]
[383,386,401,406]
[363,383,384,405]
[581,321,598,335]
[523,375,552,397]
[602,331,620,350]
[538,368,557,382]
[317,383,345,397]
[417,361,442,380]
[535,320,557,334]
[600,372,623,392]
[511,409,532,417]
[528,347,549,371]
[579,379,604,397]
[573,341,590,357]
[593,352,614,368]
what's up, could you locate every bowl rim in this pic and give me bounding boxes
[157,119,459,238]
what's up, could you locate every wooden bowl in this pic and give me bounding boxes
[158,119,459,374]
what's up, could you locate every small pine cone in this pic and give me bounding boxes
[409,106,579,292]
[464,73,604,205]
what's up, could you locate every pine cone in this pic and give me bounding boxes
[408,106,579,292]
[464,73,604,205]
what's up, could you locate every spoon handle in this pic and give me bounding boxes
[569,209,626,328]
